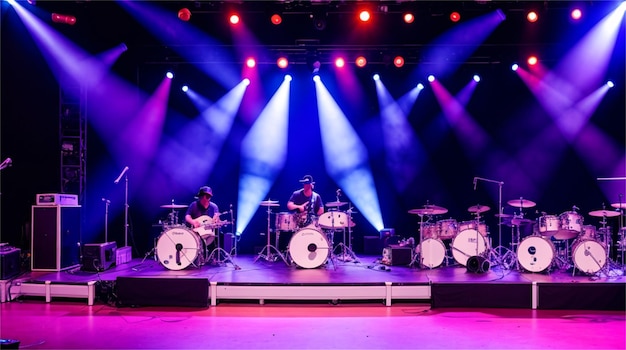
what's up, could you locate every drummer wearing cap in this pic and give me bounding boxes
[287,175,324,220]
[185,186,221,229]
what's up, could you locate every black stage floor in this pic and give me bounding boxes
[10,251,626,311]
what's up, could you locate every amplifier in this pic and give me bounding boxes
[0,247,21,280]
[36,193,78,206]
[82,242,117,272]
[382,246,412,266]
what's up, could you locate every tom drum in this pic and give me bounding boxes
[436,219,458,240]
[458,221,488,237]
[318,211,354,230]
[555,211,583,240]
[276,212,298,231]
[538,215,559,237]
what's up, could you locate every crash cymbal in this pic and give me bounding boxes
[422,204,448,215]
[507,198,536,208]
[510,217,534,225]
[611,203,626,209]
[408,208,435,215]
[326,201,348,207]
[468,205,490,213]
[589,210,620,218]
[259,200,280,207]
[495,213,513,218]
[160,204,187,209]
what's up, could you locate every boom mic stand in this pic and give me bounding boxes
[474,176,504,255]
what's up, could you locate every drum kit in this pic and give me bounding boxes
[254,197,359,269]
[147,202,238,271]
[408,197,625,276]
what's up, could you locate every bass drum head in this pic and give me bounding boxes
[451,229,488,266]
[156,226,203,271]
[418,238,446,268]
[288,228,330,269]
[572,239,606,274]
[516,235,554,273]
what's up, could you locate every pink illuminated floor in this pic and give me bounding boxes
[2,301,625,349]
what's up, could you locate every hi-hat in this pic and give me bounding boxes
[468,205,490,213]
[326,201,347,207]
[259,200,280,207]
[160,204,187,209]
[611,203,626,209]
[507,198,536,208]
[589,209,620,218]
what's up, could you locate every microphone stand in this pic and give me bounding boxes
[475,176,504,255]
[124,174,129,247]
[102,198,111,242]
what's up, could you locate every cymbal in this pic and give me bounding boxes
[408,205,448,215]
[326,201,347,207]
[259,200,280,207]
[507,198,536,208]
[611,203,626,209]
[160,204,187,209]
[408,208,435,215]
[589,210,620,218]
[495,213,513,218]
[510,217,534,225]
[468,205,490,213]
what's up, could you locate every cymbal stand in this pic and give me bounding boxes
[332,207,360,263]
[206,221,240,270]
[410,213,427,268]
[474,177,504,254]
[254,206,289,266]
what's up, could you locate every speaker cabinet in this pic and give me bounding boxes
[82,242,117,272]
[0,247,21,280]
[31,205,81,271]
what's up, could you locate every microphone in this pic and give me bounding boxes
[101,198,111,204]
[336,189,342,197]
[113,166,129,184]
[473,177,478,190]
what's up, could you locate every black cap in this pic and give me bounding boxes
[196,186,213,197]
[299,175,315,184]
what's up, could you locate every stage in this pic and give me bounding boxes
[3,251,625,311]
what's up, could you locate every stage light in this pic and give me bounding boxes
[571,8,582,20]
[181,85,189,92]
[246,57,256,68]
[178,8,191,22]
[428,75,435,82]
[313,75,321,82]
[393,56,404,68]
[527,55,538,66]
[51,13,77,25]
[450,11,461,22]
[417,83,424,90]
[311,13,327,31]
[373,74,380,81]
[403,13,415,24]
[335,57,345,68]
[359,10,371,22]
[27,0,36,5]
[166,71,174,79]
[229,13,240,25]
[277,57,288,69]
[607,81,615,88]
[271,14,282,25]
[312,60,321,74]
[285,75,292,82]
[527,11,538,23]
[243,78,251,86]
[511,63,519,71]
[473,75,480,82]
[355,56,367,68]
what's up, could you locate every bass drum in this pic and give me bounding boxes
[156,226,204,271]
[288,228,330,269]
[516,235,555,273]
[417,238,446,268]
[451,229,488,266]
[572,239,607,274]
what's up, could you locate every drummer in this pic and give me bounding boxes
[287,175,324,227]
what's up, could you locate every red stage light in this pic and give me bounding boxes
[527,55,538,66]
[355,56,367,68]
[271,14,282,25]
[394,56,404,68]
[450,12,461,22]
[229,14,240,25]
[359,10,371,22]
[51,13,77,25]
[178,8,191,22]
[277,57,288,69]
[527,11,538,23]
[403,13,415,24]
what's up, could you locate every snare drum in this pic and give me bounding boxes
[538,215,559,237]
[437,219,458,240]
[156,226,204,270]
[288,227,330,268]
[417,238,446,268]
[555,211,583,240]
[276,212,298,231]
[451,229,488,266]
[421,223,438,239]
[458,221,488,237]
[516,235,555,273]
[572,239,606,274]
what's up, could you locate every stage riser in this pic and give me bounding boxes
[432,283,532,308]
[116,277,209,308]
[537,283,626,310]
